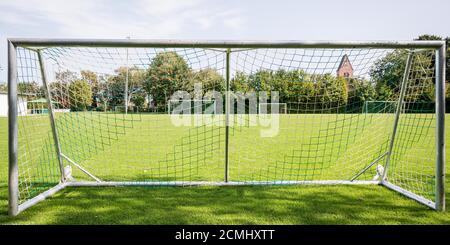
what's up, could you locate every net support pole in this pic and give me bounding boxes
[37,50,66,183]
[224,48,231,182]
[435,44,446,211]
[124,44,129,114]
[382,52,413,181]
[8,40,19,216]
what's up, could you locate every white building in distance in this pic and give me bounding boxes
[0,92,28,117]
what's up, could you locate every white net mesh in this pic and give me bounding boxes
[12,43,439,208]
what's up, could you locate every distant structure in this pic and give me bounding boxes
[336,54,353,78]
[0,92,28,117]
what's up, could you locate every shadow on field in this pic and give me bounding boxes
[1,181,450,224]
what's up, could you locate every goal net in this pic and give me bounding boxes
[7,39,445,215]
[363,100,435,114]
[258,103,287,114]
[362,101,400,113]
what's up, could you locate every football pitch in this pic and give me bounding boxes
[0,113,449,224]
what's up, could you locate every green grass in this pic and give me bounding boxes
[0,113,449,224]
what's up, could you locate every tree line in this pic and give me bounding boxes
[4,34,448,113]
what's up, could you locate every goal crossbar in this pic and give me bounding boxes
[8,38,445,49]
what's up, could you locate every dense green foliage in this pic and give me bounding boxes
[231,69,349,111]
[189,68,225,94]
[369,35,449,105]
[144,51,192,109]
[68,79,92,111]
[0,83,7,92]
[370,50,408,100]
[369,48,435,103]
[348,78,377,108]
[105,66,146,109]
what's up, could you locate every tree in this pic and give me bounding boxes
[49,82,70,108]
[285,70,315,104]
[68,79,92,111]
[93,74,116,112]
[314,74,348,109]
[144,51,191,109]
[416,35,449,82]
[18,81,43,100]
[231,71,252,93]
[188,68,225,94]
[370,34,449,104]
[370,50,408,100]
[56,70,77,83]
[347,78,377,111]
[81,70,100,107]
[51,70,78,108]
[230,69,348,112]
[107,66,146,109]
[0,83,7,92]
[416,35,450,110]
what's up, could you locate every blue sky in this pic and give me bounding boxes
[0,0,449,82]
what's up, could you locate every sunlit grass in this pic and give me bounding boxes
[0,114,449,224]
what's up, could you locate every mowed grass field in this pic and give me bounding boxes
[0,112,449,224]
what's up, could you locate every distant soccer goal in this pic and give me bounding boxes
[362,101,402,113]
[258,102,287,114]
[114,105,140,113]
[363,101,435,114]
[6,39,446,216]
[167,99,216,115]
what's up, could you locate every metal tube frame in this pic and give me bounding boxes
[124,46,129,114]
[382,52,414,180]
[7,38,445,49]
[7,39,446,216]
[37,50,66,183]
[435,44,446,211]
[8,41,19,216]
[68,180,379,187]
[224,48,231,182]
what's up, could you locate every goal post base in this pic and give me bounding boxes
[66,180,380,187]
[381,180,437,210]
[16,182,68,216]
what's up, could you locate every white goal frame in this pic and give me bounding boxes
[362,101,405,114]
[7,38,446,216]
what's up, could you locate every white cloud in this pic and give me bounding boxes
[0,0,245,38]
[0,0,247,81]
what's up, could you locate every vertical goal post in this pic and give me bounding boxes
[7,39,446,216]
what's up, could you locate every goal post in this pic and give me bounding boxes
[362,101,400,114]
[7,39,446,215]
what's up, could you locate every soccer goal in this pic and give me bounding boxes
[168,99,217,115]
[258,103,287,114]
[362,101,402,114]
[114,105,140,113]
[7,39,446,216]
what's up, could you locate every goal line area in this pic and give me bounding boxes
[7,39,445,215]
